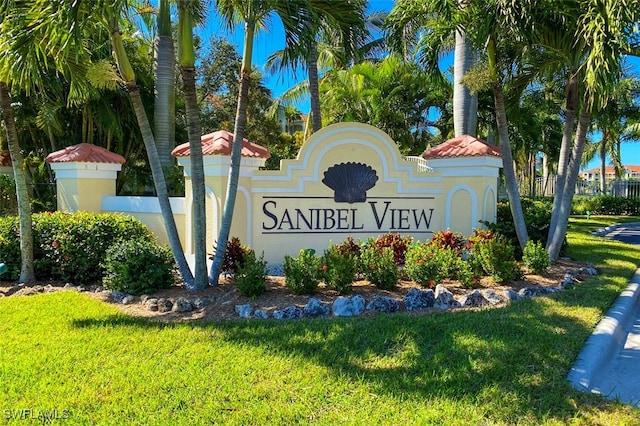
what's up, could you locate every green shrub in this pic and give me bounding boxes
[572,195,640,216]
[457,260,482,289]
[404,243,455,288]
[0,212,154,283]
[522,240,550,274]
[321,244,357,294]
[212,236,253,275]
[472,233,522,284]
[360,244,398,290]
[283,249,322,295]
[373,232,413,265]
[484,198,555,258]
[102,239,176,295]
[234,251,267,298]
[430,230,466,254]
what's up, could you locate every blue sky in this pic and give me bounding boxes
[199,0,640,170]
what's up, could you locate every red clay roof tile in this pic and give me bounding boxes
[422,135,501,159]
[45,143,125,164]
[172,130,271,159]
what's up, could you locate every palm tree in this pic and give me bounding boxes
[208,0,314,284]
[546,0,640,261]
[31,0,195,285]
[177,0,208,290]
[387,0,478,137]
[267,0,368,134]
[0,2,47,282]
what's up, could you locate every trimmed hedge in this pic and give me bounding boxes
[0,212,155,283]
[572,195,640,216]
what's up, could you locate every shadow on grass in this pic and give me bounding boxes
[71,282,634,423]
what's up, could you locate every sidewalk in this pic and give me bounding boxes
[568,223,640,407]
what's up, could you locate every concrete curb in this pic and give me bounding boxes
[592,222,640,237]
[567,269,640,392]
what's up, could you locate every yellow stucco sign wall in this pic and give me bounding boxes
[50,122,501,267]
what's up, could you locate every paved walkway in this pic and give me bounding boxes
[568,223,640,407]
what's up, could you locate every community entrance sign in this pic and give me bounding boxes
[47,122,502,266]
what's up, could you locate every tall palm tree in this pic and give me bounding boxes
[177,0,208,290]
[267,0,367,134]
[546,0,640,261]
[208,0,314,284]
[31,0,195,285]
[0,2,48,282]
[387,0,478,137]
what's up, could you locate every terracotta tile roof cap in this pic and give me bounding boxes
[45,143,125,164]
[422,135,501,159]
[172,130,271,159]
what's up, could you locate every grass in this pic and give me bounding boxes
[1,216,640,425]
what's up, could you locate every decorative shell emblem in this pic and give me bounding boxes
[322,162,378,203]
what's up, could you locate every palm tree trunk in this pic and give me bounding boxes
[547,105,591,261]
[453,28,477,136]
[548,74,578,243]
[154,0,176,171]
[307,41,322,133]
[110,25,194,286]
[599,135,607,194]
[209,21,255,285]
[494,81,528,249]
[0,82,35,283]
[126,82,194,287]
[181,66,208,290]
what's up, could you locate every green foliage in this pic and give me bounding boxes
[360,244,398,290]
[471,233,522,284]
[0,174,17,215]
[373,232,412,265]
[320,244,357,294]
[522,240,550,274]
[213,236,254,275]
[0,212,154,283]
[102,239,175,295]
[430,230,466,254]
[283,249,322,295]
[572,195,640,216]
[404,243,454,287]
[484,198,556,258]
[234,252,267,298]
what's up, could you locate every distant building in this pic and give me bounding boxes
[277,105,307,135]
[580,165,640,183]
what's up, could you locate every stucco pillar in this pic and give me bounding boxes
[46,144,125,213]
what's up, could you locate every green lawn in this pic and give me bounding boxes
[1,216,640,425]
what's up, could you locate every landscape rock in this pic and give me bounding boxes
[43,284,56,293]
[403,288,435,311]
[121,295,137,305]
[304,298,330,318]
[192,297,209,309]
[581,266,598,276]
[458,290,490,308]
[108,290,126,303]
[503,289,521,302]
[434,285,461,310]
[481,289,504,305]
[235,304,253,318]
[273,305,303,320]
[332,295,366,317]
[253,310,269,319]
[172,297,193,313]
[518,286,556,299]
[157,298,173,313]
[145,298,159,312]
[366,295,400,313]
